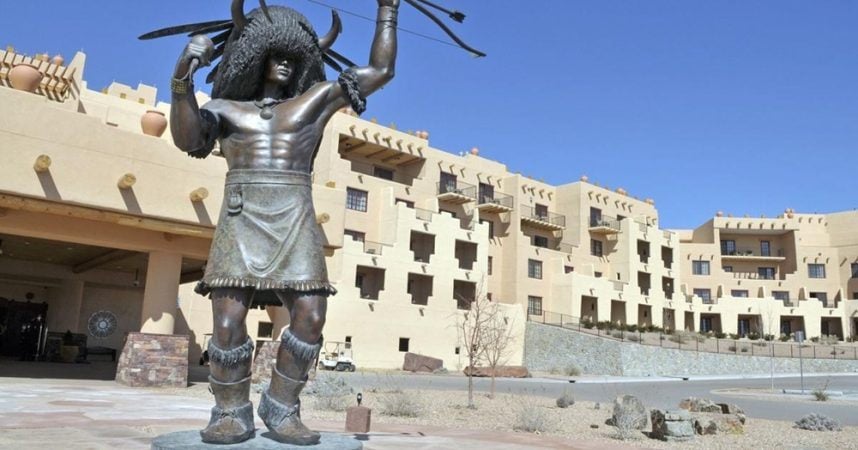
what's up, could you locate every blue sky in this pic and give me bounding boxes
[3,1,856,228]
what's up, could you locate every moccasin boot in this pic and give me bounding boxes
[258,367,320,445]
[200,375,255,444]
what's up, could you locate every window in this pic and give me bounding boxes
[692,260,710,276]
[808,264,826,279]
[345,336,352,344]
[527,296,543,315]
[396,198,414,208]
[398,338,410,352]
[564,266,574,274]
[346,188,368,212]
[355,273,364,289]
[344,229,366,242]
[480,219,494,239]
[731,290,749,298]
[720,240,736,255]
[723,266,733,273]
[533,235,549,248]
[594,271,603,278]
[851,263,858,278]
[479,182,494,203]
[700,317,713,333]
[809,292,828,303]
[758,267,776,280]
[591,239,603,257]
[853,292,858,300]
[487,256,493,276]
[534,203,549,220]
[760,241,771,257]
[589,207,602,226]
[528,259,543,279]
[693,289,712,302]
[454,347,461,355]
[439,172,457,193]
[772,291,790,301]
[373,166,394,180]
[257,322,274,339]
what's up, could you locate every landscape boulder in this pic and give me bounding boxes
[678,397,722,413]
[609,395,648,430]
[402,352,443,373]
[651,409,695,442]
[692,413,746,436]
[717,402,745,415]
[463,365,530,378]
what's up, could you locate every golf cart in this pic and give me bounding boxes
[318,341,355,372]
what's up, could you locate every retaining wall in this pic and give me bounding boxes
[525,323,858,376]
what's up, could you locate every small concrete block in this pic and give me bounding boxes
[346,406,371,433]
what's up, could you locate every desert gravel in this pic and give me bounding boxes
[156,376,858,449]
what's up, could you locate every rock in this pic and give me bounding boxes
[678,397,722,413]
[693,418,718,435]
[716,415,746,435]
[402,353,443,373]
[717,403,745,415]
[556,392,575,408]
[651,409,695,442]
[611,395,648,430]
[463,365,530,378]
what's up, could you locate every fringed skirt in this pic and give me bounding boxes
[195,169,336,306]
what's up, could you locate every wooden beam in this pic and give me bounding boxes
[341,142,367,154]
[366,148,390,159]
[180,269,205,284]
[0,193,214,239]
[72,249,136,274]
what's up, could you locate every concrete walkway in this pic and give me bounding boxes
[0,377,620,450]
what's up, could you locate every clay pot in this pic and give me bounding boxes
[51,54,64,66]
[8,64,43,93]
[470,147,479,156]
[141,110,168,137]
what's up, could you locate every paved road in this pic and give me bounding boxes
[335,372,858,426]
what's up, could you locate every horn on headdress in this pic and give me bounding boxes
[232,0,272,34]
[317,10,342,51]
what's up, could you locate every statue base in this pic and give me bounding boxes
[151,430,363,450]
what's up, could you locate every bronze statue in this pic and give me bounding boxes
[140,0,484,445]
[167,0,398,445]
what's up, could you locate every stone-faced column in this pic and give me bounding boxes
[116,251,188,388]
[140,251,183,334]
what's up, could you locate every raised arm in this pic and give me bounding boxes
[322,0,399,116]
[170,36,220,158]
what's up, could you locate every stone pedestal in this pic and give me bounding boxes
[116,332,189,388]
[345,406,371,433]
[151,431,362,449]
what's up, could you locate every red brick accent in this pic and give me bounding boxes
[115,332,189,388]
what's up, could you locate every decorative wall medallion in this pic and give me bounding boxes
[88,310,118,338]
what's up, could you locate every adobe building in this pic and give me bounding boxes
[1,48,856,386]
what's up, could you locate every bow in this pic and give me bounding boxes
[402,0,485,57]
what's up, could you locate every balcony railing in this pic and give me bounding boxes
[557,243,576,254]
[437,181,476,203]
[362,241,387,255]
[590,215,621,233]
[721,248,786,258]
[520,205,566,229]
[477,191,514,211]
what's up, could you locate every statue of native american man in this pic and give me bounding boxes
[160,0,397,445]
[140,0,484,444]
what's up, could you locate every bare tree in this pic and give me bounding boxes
[457,293,491,409]
[482,301,516,399]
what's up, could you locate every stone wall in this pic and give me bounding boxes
[525,323,858,377]
[115,332,189,388]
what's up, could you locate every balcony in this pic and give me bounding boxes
[589,215,621,235]
[721,248,786,262]
[476,191,514,213]
[437,181,476,204]
[520,205,565,231]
